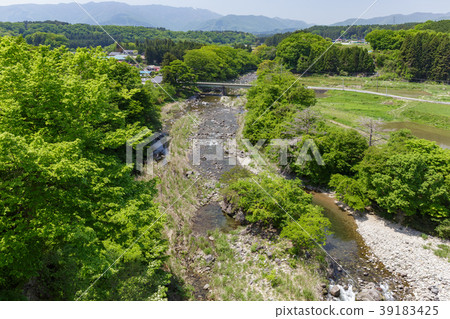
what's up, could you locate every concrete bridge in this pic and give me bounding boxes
[194,82,253,95]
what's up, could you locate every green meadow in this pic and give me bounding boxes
[312,90,450,130]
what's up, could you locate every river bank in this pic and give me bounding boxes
[307,187,450,301]
[354,212,450,301]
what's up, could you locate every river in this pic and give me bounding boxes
[311,192,409,300]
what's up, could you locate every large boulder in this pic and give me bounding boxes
[357,288,383,301]
[330,285,341,297]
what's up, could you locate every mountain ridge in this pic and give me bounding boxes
[0,2,222,30]
[0,2,449,33]
[0,1,311,33]
[333,12,450,26]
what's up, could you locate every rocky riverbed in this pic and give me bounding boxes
[354,213,450,301]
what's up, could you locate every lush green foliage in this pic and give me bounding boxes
[0,21,256,48]
[162,60,198,96]
[366,28,450,82]
[277,33,330,70]
[435,220,450,240]
[365,29,406,50]
[290,127,368,185]
[24,31,69,48]
[0,36,169,300]
[253,44,277,60]
[302,23,419,40]
[183,45,259,81]
[262,23,420,47]
[243,62,316,142]
[224,175,330,251]
[329,174,370,211]
[330,130,450,235]
[415,20,450,33]
[354,133,450,219]
[301,20,447,42]
[219,166,253,185]
[144,39,203,65]
[277,32,375,74]
[263,32,293,47]
[400,31,450,82]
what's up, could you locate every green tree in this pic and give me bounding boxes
[355,135,450,219]
[243,66,316,143]
[277,32,330,70]
[329,174,370,211]
[254,44,277,60]
[365,29,405,51]
[161,52,177,67]
[290,127,368,185]
[25,31,69,48]
[224,175,330,251]
[183,45,258,81]
[0,36,169,300]
[431,35,450,82]
[162,59,198,96]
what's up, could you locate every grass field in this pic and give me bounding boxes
[312,90,450,131]
[299,75,450,102]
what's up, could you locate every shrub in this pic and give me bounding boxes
[435,219,450,240]
[224,174,330,251]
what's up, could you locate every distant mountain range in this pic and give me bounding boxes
[0,2,221,30]
[0,2,448,33]
[333,12,450,26]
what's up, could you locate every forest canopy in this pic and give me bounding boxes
[0,20,256,48]
[0,36,170,300]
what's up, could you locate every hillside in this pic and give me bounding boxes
[0,21,257,48]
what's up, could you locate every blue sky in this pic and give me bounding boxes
[1,0,449,24]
